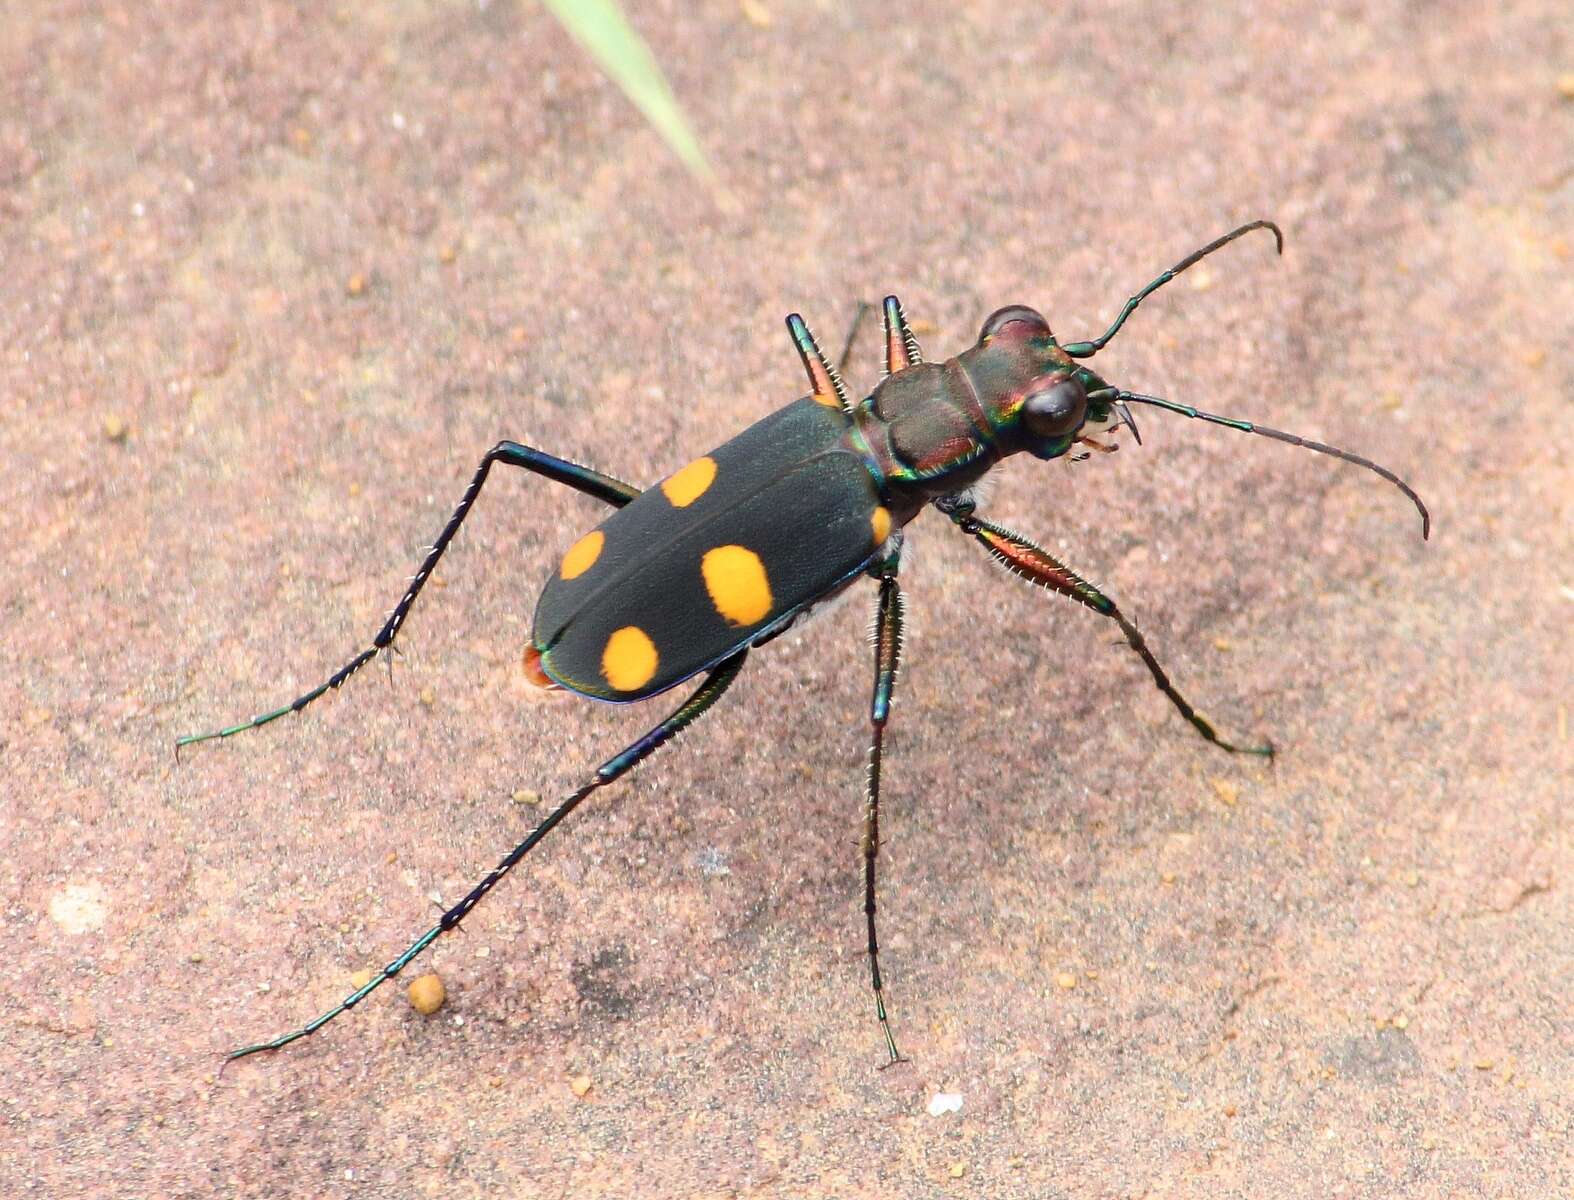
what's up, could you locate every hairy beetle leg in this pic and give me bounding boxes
[939,501,1273,758]
[864,557,908,1067]
[224,651,748,1064]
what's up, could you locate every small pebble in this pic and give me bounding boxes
[349,968,375,989]
[1212,636,1232,652]
[512,788,540,806]
[570,1073,593,1098]
[1056,971,1077,990]
[438,243,457,264]
[408,972,446,1015]
[346,273,367,297]
[1558,73,1574,100]
[188,952,204,964]
[419,687,436,707]
[1210,777,1239,807]
[103,415,130,443]
[1393,1014,1410,1030]
[1474,1057,1494,1071]
[739,0,771,27]
[1520,346,1546,368]
[926,1092,963,1117]
[948,1162,967,1180]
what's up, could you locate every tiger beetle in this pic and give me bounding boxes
[180,220,1428,1067]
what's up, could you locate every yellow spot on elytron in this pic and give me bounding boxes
[559,530,604,580]
[661,456,717,507]
[812,390,842,407]
[870,506,892,546]
[602,626,659,692]
[702,545,773,626]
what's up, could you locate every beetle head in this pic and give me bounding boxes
[968,305,1131,462]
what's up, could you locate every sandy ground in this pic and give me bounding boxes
[4,2,1571,1196]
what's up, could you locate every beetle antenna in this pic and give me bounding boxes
[1117,390,1429,540]
[1062,220,1283,359]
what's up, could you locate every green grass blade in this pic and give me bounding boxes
[541,0,717,186]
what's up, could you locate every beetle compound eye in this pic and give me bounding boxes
[978,305,1051,342]
[1021,377,1087,439]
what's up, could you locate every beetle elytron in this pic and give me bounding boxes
[181,221,1428,1064]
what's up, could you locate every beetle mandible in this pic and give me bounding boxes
[181,221,1429,1065]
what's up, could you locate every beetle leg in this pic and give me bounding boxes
[880,295,924,374]
[1075,434,1119,454]
[864,556,908,1066]
[940,502,1273,757]
[836,300,873,374]
[223,650,748,1063]
[176,443,639,753]
[785,313,853,413]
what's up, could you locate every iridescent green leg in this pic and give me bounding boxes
[938,498,1272,757]
[177,443,639,754]
[1062,221,1283,359]
[225,650,748,1064]
[863,555,907,1066]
